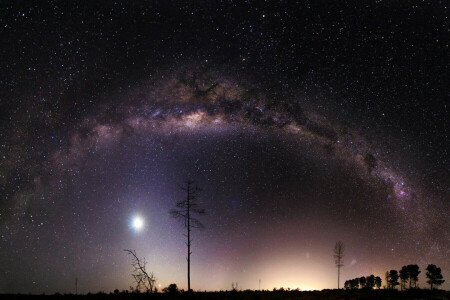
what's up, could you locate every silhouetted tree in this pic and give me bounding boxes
[359,276,366,289]
[124,249,156,293]
[407,264,420,288]
[170,180,206,292]
[351,279,359,289]
[375,276,382,289]
[388,270,400,289]
[344,280,351,290]
[346,276,378,290]
[333,241,345,289]
[366,275,375,289]
[399,266,409,291]
[426,264,445,290]
[162,284,179,293]
[385,271,390,289]
[231,282,239,291]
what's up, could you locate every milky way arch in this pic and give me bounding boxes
[51,67,425,215]
[1,64,448,292]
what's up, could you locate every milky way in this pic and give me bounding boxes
[0,1,448,294]
[1,64,448,293]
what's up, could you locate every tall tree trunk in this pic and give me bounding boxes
[338,264,340,289]
[170,180,205,294]
[187,183,191,292]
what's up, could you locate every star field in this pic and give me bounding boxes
[0,0,448,294]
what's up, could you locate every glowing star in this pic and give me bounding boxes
[131,215,144,231]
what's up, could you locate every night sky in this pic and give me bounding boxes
[0,0,448,294]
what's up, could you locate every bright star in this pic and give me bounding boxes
[131,215,144,231]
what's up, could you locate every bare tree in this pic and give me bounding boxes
[75,277,78,295]
[232,281,239,291]
[124,249,156,293]
[333,241,345,289]
[170,180,206,292]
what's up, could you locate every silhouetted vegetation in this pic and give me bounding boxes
[407,264,421,288]
[4,245,447,300]
[1,289,449,300]
[400,266,409,291]
[375,276,382,289]
[231,282,239,291]
[123,249,156,293]
[359,276,366,289]
[333,241,344,289]
[162,284,180,294]
[426,264,445,290]
[345,274,379,290]
[388,270,400,289]
[398,264,421,290]
[366,275,375,289]
[170,180,206,292]
[344,263,446,293]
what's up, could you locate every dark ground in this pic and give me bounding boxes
[1,289,449,300]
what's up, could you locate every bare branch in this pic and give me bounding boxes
[170,209,185,218]
[124,249,156,293]
[192,207,206,215]
[190,218,205,229]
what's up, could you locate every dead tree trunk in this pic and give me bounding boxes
[334,241,345,289]
[170,180,205,292]
[187,182,191,291]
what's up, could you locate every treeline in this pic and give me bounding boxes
[344,275,382,290]
[344,264,445,291]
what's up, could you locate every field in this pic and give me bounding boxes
[1,289,449,300]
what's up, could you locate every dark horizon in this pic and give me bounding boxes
[0,0,448,295]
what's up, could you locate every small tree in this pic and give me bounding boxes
[407,264,420,288]
[426,264,445,290]
[162,284,179,293]
[333,241,345,289]
[366,275,375,289]
[375,276,382,289]
[124,249,156,293]
[344,280,351,290]
[388,270,400,289]
[359,276,366,289]
[351,279,359,289]
[385,271,390,289]
[399,266,409,291]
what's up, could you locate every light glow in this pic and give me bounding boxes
[131,215,144,231]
